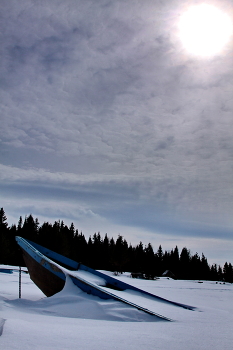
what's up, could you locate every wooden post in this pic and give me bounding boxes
[19,266,21,298]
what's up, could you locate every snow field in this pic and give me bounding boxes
[0,266,232,350]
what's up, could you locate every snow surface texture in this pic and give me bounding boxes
[0,265,232,350]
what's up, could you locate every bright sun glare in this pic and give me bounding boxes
[179,4,232,57]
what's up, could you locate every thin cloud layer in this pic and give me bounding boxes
[1,0,233,263]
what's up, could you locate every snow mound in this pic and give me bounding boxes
[4,275,160,322]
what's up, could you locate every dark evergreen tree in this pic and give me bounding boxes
[223,262,233,283]
[163,250,170,272]
[112,235,129,273]
[0,208,23,265]
[0,208,8,227]
[59,222,73,258]
[200,253,210,280]
[72,230,87,264]
[0,208,9,264]
[210,264,218,281]
[155,245,164,276]
[21,215,39,241]
[170,246,179,276]
[133,241,144,273]
[144,243,156,279]
[38,222,53,248]
[190,253,202,280]
[17,216,23,231]
[179,247,191,279]
[101,234,110,269]
[217,265,223,281]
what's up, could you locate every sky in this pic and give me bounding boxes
[1,0,233,265]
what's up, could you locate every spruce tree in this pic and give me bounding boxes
[0,208,9,263]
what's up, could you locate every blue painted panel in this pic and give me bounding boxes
[15,237,174,320]
[0,269,13,274]
[15,237,194,311]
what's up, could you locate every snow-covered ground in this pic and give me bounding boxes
[0,265,232,350]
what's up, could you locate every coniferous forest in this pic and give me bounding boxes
[0,208,232,282]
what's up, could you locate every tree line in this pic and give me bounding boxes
[0,208,232,282]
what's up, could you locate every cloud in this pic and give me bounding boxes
[1,162,232,240]
[0,0,233,264]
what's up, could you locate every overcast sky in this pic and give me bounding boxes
[1,0,233,265]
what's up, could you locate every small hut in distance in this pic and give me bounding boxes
[162,270,177,279]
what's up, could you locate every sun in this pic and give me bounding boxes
[178,4,232,57]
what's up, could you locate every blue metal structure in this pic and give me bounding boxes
[15,237,195,320]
